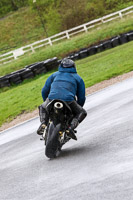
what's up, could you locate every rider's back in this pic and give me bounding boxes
[42,65,85,106]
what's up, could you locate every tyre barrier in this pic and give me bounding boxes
[67,31,133,61]
[119,33,128,44]
[20,69,34,81]
[127,31,133,41]
[79,49,88,59]
[88,46,97,56]
[0,76,10,88]
[44,57,59,71]
[8,73,22,85]
[111,36,120,47]
[26,62,46,76]
[67,53,79,61]
[102,40,112,50]
[0,57,58,88]
[0,31,133,89]
[96,44,104,53]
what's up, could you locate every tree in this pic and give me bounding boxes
[0,0,29,17]
[59,0,88,30]
[11,0,18,11]
[86,0,106,20]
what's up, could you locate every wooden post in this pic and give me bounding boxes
[48,38,53,46]
[84,25,88,32]
[31,46,35,53]
[119,12,123,19]
[66,31,70,39]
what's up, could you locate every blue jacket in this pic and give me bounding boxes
[42,66,86,107]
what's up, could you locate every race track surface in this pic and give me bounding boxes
[0,77,133,200]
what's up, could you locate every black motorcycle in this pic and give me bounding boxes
[41,99,76,158]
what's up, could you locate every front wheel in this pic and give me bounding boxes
[45,122,61,158]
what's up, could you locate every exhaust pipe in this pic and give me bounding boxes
[54,102,63,113]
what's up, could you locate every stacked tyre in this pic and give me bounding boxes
[8,69,25,85]
[26,62,47,75]
[68,53,79,61]
[79,49,88,59]
[95,44,104,53]
[0,76,10,88]
[8,73,22,85]
[126,31,133,42]
[19,69,34,81]
[44,57,59,71]
[110,36,120,47]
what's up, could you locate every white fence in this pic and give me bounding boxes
[0,5,133,65]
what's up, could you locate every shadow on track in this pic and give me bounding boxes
[48,142,102,160]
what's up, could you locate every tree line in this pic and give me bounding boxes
[29,0,132,35]
[0,0,132,50]
[0,0,132,19]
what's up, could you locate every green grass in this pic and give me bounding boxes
[0,13,133,77]
[0,41,133,127]
[0,7,45,54]
[0,1,133,54]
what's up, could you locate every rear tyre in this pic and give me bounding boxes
[45,123,61,158]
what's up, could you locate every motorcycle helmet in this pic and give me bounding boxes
[61,58,76,68]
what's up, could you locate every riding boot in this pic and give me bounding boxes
[37,105,49,135]
[37,123,47,135]
[67,118,79,140]
[66,109,87,140]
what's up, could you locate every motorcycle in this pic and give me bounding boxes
[41,99,76,158]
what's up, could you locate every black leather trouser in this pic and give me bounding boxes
[39,99,87,129]
[38,98,50,124]
[68,101,87,123]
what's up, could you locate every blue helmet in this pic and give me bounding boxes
[61,58,76,68]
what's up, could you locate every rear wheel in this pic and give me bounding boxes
[45,123,61,158]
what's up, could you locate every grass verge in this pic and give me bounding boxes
[0,41,133,127]
[0,13,133,77]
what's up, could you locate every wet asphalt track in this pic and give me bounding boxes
[0,77,133,200]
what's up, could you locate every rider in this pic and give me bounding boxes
[37,58,87,140]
